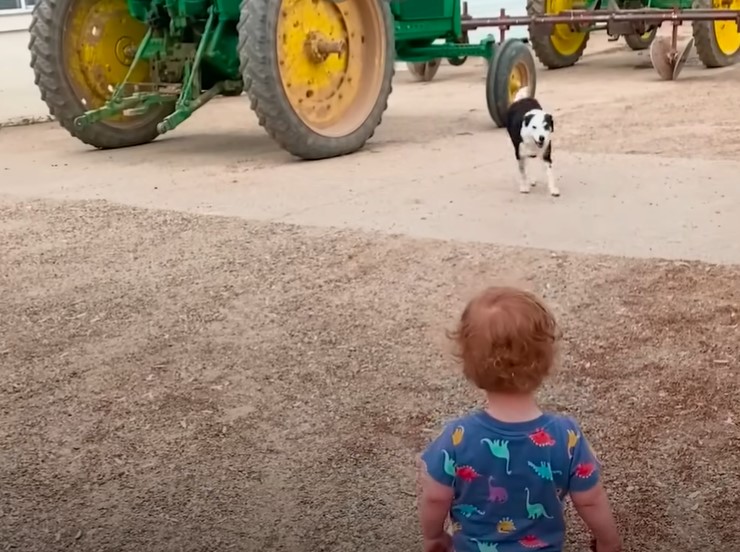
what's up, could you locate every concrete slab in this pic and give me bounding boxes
[1,34,739,265]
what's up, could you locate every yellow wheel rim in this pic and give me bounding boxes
[508,61,531,102]
[713,0,740,55]
[63,0,153,125]
[276,0,387,137]
[546,0,588,56]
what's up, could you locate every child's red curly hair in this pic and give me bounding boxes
[449,286,560,393]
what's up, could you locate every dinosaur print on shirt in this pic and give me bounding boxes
[453,504,485,518]
[471,539,499,552]
[529,428,556,447]
[487,476,508,503]
[525,487,553,519]
[456,466,480,482]
[481,438,512,474]
[442,450,456,477]
[528,461,563,481]
[452,426,465,446]
[421,410,601,552]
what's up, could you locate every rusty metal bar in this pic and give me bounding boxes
[461,8,740,30]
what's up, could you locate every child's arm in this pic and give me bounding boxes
[571,482,621,552]
[416,456,453,552]
[416,422,459,552]
[564,420,621,552]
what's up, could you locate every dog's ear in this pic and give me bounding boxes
[523,113,535,127]
[544,113,554,132]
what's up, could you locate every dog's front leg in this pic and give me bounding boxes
[543,145,559,197]
[517,146,530,194]
[546,162,559,196]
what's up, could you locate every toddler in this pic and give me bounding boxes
[417,286,621,552]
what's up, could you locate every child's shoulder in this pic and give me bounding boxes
[433,410,584,431]
[425,410,589,448]
[541,411,582,429]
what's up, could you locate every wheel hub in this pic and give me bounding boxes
[114,37,137,66]
[276,0,385,136]
[304,31,345,63]
[508,61,530,102]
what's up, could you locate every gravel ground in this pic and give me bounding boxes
[1,198,738,552]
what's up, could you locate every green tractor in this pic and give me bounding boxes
[28,0,537,160]
[527,0,740,70]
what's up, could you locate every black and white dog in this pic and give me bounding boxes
[505,86,559,197]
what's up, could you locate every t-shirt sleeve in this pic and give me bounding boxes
[564,417,601,494]
[419,421,460,488]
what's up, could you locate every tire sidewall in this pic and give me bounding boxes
[30,0,171,148]
[691,0,740,67]
[526,0,589,69]
[486,40,538,128]
[250,0,395,158]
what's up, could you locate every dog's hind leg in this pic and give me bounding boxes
[517,145,530,194]
[543,145,559,197]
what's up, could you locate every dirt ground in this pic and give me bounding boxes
[1,34,740,552]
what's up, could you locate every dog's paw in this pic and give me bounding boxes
[550,188,561,197]
[529,180,538,187]
[519,186,531,194]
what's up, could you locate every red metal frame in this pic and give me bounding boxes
[459,5,740,57]
[461,6,740,43]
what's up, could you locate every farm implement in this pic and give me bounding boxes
[27,0,538,160]
[413,0,740,81]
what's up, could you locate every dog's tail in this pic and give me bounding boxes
[512,86,530,103]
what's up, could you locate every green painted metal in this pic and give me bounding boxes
[75,0,492,133]
[392,0,496,62]
[572,0,695,14]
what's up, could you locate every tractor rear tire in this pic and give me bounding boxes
[527,0,589,69]
[238,0,395,160]
[29,0,172,149]
[692,0,740,68]
[486,39,537,128]
[624,28,658,51]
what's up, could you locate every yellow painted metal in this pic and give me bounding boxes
[276,0,386,137]
[546,0,588,56]
[713,0,740,55]
[507,61,530,102]
[63,0,152,123]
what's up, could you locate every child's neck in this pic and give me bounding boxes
[484,391,542,423]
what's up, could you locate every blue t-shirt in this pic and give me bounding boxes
[420,409,600,552]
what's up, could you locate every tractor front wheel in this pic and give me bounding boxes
[692,0,740,67]
[486,39,537,128]
[238,0,395,160]
[29,0,172,149]
[527,0,589,69]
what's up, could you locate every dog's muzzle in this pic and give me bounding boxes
[537,137,546,147]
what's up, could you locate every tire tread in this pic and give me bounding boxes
[237,0,395,160]
[29,0,169,150]
[526,0,589,69]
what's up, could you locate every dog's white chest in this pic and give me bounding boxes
[518,141,542,159]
